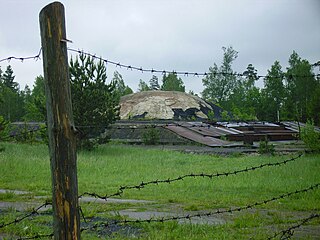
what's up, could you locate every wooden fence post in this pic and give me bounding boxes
[39,2,80,239]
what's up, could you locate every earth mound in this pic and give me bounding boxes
[119,91,222,120]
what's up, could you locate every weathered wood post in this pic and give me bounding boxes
[39,2,80,239]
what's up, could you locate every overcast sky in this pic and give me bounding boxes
[0,0,319,94]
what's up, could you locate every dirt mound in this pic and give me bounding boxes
[120,91,222,120]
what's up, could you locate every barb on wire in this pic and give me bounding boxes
[67,48,320,80]
[0,201,52,229]
[10,183,320,239]
[79,154,303,200]
[0,48,42,63]
[268,213,320,239]
[81,183,319,231]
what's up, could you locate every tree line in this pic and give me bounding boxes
[0,47,319,127]
[202,47,319,124]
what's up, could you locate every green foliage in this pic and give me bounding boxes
[39,124,48,145]
[0,115,10,140]
[10,123,47,144]
[149,75,160,90]
[201,49,318,123]
[300,120,320,152]
[138,79,150,92]
[258,137,275,155]
[13,123,37,143]
[284,51,318,122]
[111,71,133,101]
[0,115,9,151]
[161,72,185,92]
[142,127,160,145]
[76,138,97,151]
[70,53,120,150]
[231,106,256,121]
[202,46,239,105]
[228,63,260,120]
[23,76,46,122]
[221,110,231,121]
[0,65,28,122]
[260,61,285,122]
[307,85,320,125]
[2,65,18,91]
[1,143,320,238]
[207,110,217,122]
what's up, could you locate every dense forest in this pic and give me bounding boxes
[0,47,319,126]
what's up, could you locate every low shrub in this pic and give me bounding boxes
[142,126,160,145]
[258,136,275,155]
[300,120,320,152]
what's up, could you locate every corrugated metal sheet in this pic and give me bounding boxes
[176,122,242,137]
[281,121,320,133]
[165,125,231,147]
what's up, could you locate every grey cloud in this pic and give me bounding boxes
[0,0,319,94]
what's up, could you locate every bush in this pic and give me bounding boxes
[207,110,217,122]
[39,124,49,145]
[258,136,275,155]
[0,115,9,141]
[0,116,10,151]
[301,120,320,152]
[75,127,111,151]
[14,123,37,143]
[142,127,160,145]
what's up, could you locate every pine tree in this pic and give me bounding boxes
[284,51,317,122]
[2,65,18,91]
[161,73,185,92]
[111,71,133,100]
[149,75,160,90]
[0,65,25,121]
[262,61,285,122]
[138,80,150,92]
[70,53,119,150]
[229,64,260,120]
[24,76,47,121]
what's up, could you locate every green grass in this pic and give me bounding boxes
[0,142,319,239]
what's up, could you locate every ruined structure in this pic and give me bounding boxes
[119,91,223,120]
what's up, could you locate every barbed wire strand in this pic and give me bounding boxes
[67,48,320,80]
[79,154,303,199]
[81,183,319,229]
[1,153,303,232]
[268,213,320,240]
[0,201,51,229]
[0,49,42,63]
[9,183,320,240]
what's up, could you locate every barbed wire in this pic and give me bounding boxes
[5,182,319,239]
[0,201,51,229]
[0,48,317,80]
[268,213,320,239]
[81,183,319,229]
[79,154,303,200]
[67,48,320,80]
[0,49,42,64]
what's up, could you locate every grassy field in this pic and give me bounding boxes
[0,142,319,239]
